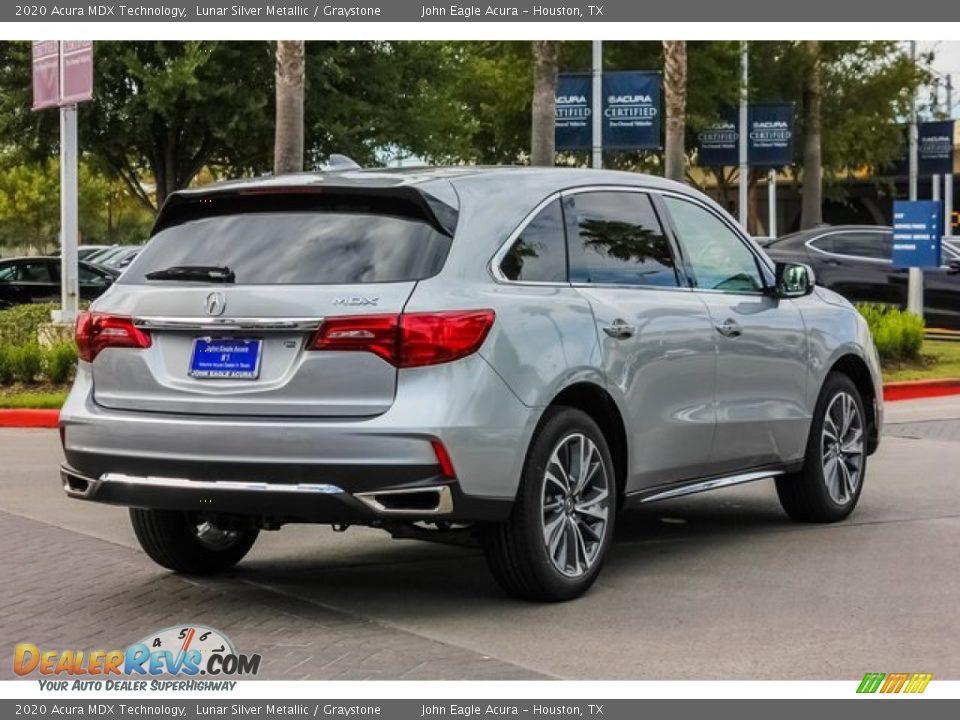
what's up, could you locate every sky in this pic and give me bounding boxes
[921,41,960,118]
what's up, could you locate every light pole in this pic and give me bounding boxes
[591,40,602,170]
[738,41,749,230]
[907,40,923,317]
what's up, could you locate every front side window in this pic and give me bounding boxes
[567,191,679,287]
[663,197,764,293]
[0,264,15,282]
[499,199,567,282]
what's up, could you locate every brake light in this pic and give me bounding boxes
[310,310,494,368]
[75,312,152,362]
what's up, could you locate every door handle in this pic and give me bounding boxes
[714,319,742,338]
[602,319,636,339]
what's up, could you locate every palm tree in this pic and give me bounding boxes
[662,41,688,183]
[530,41,559,167]
[274,41,306,175]
[800,40,823,228]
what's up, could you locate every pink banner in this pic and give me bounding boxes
[60,40,93,105]
[31,40,59,110]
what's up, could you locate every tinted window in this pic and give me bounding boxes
[830,232,891,260]
[567,192,678,287]
[79,264,110,286]
[15,260,53,283]
[808,235,835,253]
[663,196,763,293]
[123,194,453,286]
[0,264,15,282]
[500,199,567,282]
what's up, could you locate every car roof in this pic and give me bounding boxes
[167,165,698,205]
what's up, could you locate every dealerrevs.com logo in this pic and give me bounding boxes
[14,625,261,689]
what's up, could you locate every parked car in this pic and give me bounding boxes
[0,256,120,309]
[78,245,115,262]
[764,225,960,329]
[59,167,883,601]
[84,246,127,266]
[98,245,143,270]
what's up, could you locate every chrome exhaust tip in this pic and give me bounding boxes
[353,485,453,515]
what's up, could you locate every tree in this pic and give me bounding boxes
[662,41,688,182]
[274,41,306,174]
[530,41,559,166]
[800,41,823,228]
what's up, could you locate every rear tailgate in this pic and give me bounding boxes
[89,187,454,418]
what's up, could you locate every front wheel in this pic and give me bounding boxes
[130,509,259,574]
[776,373,868,523]
[482,407,616,602]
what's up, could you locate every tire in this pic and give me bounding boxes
[130,509,259,574]
[482,407,616,602]
[776,372,868,523]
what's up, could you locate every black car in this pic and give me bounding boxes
[764,225,960,330]
[0,256,120,309]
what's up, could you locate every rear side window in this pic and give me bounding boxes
[566,191,679,287]
[830,232,892,260]
[499,199,567,282]
[122,193,454,285]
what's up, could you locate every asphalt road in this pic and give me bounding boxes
[2,396,959,680]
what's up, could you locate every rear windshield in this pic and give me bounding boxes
[121,193,453,285]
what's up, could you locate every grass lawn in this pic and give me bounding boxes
[883,340,960,383]
[0,390,68,409]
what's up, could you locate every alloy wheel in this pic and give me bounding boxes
[540,433,610,578]
[820,391,865,505]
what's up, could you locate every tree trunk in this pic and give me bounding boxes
[800,40,823,229]
[530,41,559,167]
[274,41,306,175]
[662,41,688,183]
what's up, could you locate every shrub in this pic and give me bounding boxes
[2,343,43,384]
[0,345,14,384]
[0,302,60,346]
[856,303,925,362]
[43,342,78,385]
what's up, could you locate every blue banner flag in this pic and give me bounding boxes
[602,71,661,150]
[696,103,795,167]
[555,73,593,151]
[555,71,662,152]
[918,121,955,175]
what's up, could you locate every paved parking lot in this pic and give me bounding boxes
[2,396,960,680]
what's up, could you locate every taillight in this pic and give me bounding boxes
[75,312,152,362]
[310,310,494,368]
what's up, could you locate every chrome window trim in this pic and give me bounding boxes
[804,229,893,266]
[488,183,776,295]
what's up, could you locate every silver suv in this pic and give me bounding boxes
[60,167,883,601]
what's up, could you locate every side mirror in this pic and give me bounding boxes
[948,259,960,275]
[773,262,815,298]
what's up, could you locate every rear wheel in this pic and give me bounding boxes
[482,407,615,601]
[130,509,259,574]
[776,373,867,523]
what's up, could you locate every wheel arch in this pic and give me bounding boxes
[545,381,628,504]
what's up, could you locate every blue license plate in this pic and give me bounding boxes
[189,338,262,379]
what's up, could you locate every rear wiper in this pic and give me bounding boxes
[144,265,235,283]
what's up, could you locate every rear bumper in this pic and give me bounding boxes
[60,464,511,523]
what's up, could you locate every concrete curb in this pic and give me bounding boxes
[0,409,60,428]
[2,380,960,429]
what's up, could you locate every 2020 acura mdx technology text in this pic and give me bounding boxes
[59,166,883,601]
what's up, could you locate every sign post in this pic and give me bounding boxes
[32,40,93,325]
[591,41,602,170]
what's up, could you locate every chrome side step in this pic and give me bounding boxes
[638,469,785,504]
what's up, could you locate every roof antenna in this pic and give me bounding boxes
[324,154,361,172]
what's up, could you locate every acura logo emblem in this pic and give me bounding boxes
[205,291,226,316]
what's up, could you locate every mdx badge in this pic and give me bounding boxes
[333,297,379,306]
